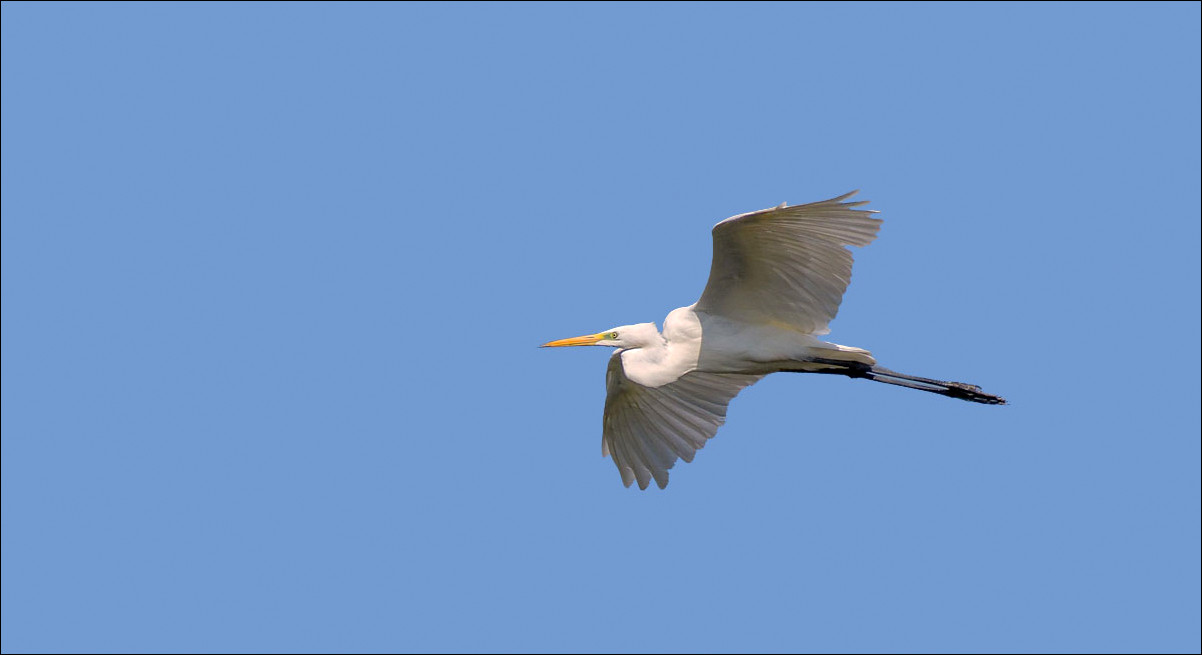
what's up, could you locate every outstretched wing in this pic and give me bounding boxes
[603,353,762,490]
[695,190,883,335]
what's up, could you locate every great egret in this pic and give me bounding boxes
[542,191,1005,490]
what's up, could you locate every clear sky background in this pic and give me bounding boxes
[3,2,1199,653]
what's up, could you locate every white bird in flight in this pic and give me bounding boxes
[542,191,1005,490]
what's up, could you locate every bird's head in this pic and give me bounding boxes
[541,322,662,350]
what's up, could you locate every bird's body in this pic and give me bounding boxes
[615,307,874,387]
[543,191,1004,489]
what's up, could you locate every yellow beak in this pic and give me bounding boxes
[540,332,606,348]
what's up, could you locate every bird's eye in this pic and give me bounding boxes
[609,332,619,340]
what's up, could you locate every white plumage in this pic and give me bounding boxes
[543,191,1004,490]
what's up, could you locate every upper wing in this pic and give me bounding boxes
[695,190,883,335]
[603,353,762,490]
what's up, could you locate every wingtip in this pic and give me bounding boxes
[619,466,636,488]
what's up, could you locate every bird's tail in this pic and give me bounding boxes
[797,358,1007,405]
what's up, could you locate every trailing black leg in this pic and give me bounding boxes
[790,359,1007,405]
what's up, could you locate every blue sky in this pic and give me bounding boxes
[2,2,1199,653]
